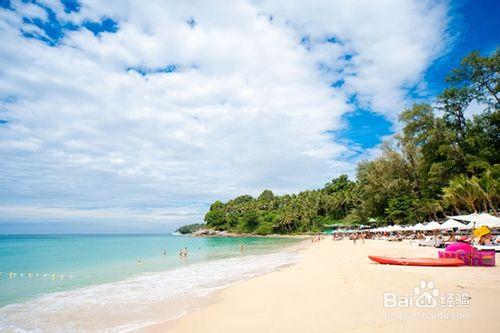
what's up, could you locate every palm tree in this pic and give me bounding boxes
[420,199,442,220]
[442,175,488,214]
[479,170,499,215]
[276,209,296,233]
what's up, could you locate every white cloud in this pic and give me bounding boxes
[0,204,205,222]
[0,0,448,228]
[254,0,448,120]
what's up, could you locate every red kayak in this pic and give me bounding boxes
[369,255,464,267]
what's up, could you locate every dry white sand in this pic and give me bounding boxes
[140,238,500,333]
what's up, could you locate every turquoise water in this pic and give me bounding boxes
[0,234,298,307]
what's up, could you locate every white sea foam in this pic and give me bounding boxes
[0,250,300,332]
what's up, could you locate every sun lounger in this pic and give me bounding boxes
[419,236,443,248]
[474,245,500,253]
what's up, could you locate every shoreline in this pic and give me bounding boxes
[136,240,310,332]
[139,238,500,333]
[132,239,311,332]
[0,235,306,332]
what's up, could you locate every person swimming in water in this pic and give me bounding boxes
[137,259,143,265]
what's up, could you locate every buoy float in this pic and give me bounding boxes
[0,271,75,279]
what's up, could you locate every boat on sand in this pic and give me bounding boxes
[368,255,464,266]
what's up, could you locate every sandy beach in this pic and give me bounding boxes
[141,238,500,333]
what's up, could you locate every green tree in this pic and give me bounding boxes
[446,49,499,109]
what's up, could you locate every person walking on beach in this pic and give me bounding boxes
[352,233,358,244]
[240,244,244,254]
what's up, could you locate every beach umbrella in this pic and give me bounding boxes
[412,223,425,231]
[440,219,469,230]
[423,221,442,230]
[473,213,500,228]
[389,225,404,232]
[464,219,499,228]
[448,213,500,228]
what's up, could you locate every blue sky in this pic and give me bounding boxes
[0,0,497,233]
[339,0,499,150]
[425,0,499,94]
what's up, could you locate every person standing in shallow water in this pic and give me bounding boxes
[179,247,188,257]
[179,247,188,263]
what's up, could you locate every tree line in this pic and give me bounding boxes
[203,50,499,234]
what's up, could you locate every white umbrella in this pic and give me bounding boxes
[423,221,442,230]
[448,213,500,228]
[465,220,499,229]
[412,223,425,231]
[389,225,404,232]
[440,219,469,230]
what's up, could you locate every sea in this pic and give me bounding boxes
[0,234,302,332]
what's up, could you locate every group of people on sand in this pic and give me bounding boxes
[331,232,367,244]
[331,230,451,243]
[329,228,499,249]
[351,232,366,244]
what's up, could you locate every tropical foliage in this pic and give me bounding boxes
[202,50,499,234]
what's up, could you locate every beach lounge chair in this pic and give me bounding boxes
[419,236,443,248]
